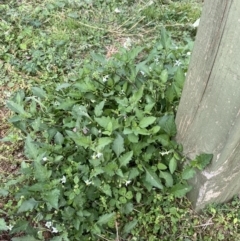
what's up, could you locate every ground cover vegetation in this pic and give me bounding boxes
[0,0,240,240]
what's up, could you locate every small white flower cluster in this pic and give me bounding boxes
[84,179,92,186]
[7,224,13,231]
[174,60,182,66]
[45,221,58,233]
[60,175,66,184]
[103,75,109,82]
[92,152,103,159]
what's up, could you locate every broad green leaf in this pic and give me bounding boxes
[6,100,30,117]
[17,198,38,213]
[97,137,113,149]
[123,219,138,234]
[145,167,163,190]
[101,184,112,197]
[169,157,177,174]
[24,135,38,159]
[54,132,64,145]
[66,130,91,148]
[149,126,160,134]
[119,151,133,167]
[94,100,105,117]
[158,115,177,136]
[128,168,140,179]
[34,162,52,182]
[43,189,60,209]
[95,116,111,129]
[195,153,213,170]
[97,212,115,225]
[165,84,177,103]
[12,236,39,241]
[129,86,144,104]
[139,116,156,128]
[182,167,196,180]
[158,163,168,170]
[11,220,28,233]
[157,134,170,147]
[31,86,46,99]
[160,69,168,83]
[112,134,125,157]
[0,218,8,231]
[127,133,139,143]
[144,103,155,113]
[56,100,76,110]
[136,192,142,203]
[170,184,192,198]
[160,171,173,187]
[174,67,185,88]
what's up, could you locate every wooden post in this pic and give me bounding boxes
[175,0,240,210]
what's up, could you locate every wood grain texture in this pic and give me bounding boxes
[175,0,240,210]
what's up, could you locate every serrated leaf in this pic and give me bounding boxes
[66,130,91,148]
[97,137,113,149]
[182,167,196,180]
[195,153,213,170]
[160,69,168,83]
[139,116,156,128]
[24,135,38,159]
[94,100,105,117]
[158,115,177,136]
[97,212,115,225]
[54,132,64,145]
[95,116,111,129]
[43,189,60,209]
[112,134,125,157]
[31,86,46,99]
[6,100,29,116]
[170,184,192,198]
[12,236,39,241]
[0,218,8,231]
[123,219,138,234]
[145,167,163,189]
[17,198,38,213]
[119,151,133,167]
[165,84,177,103]
[169,157,177,174]
[160,171,173,187]
[34,162,52,182]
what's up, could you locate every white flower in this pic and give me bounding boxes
[174,60,181,66]
[85,180,92,186]
[7,224,13,231]
[45,221,52,229]
[42,157,48,162]
[140,71,145,76]
[192,18,200,28]
[125,180,131,186]
[73,127,77,132]
[114,8,121,13]
[186,52,191,56]
[103,75,109,82]
[52,227,58,233]
[154,57,159,63]
[60,176,66,184]
[96,152,103,158]
[123,37,132,49]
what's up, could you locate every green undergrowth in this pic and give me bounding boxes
[1,0,240,241]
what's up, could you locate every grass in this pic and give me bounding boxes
[1,0,240,240]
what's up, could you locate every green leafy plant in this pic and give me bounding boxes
[0,28,199,240]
